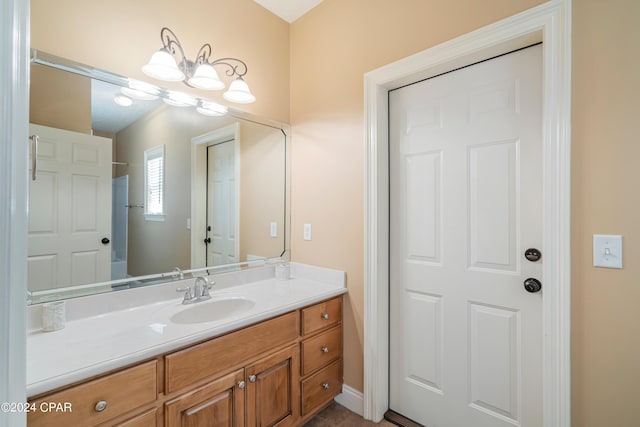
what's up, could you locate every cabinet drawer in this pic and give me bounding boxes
[301,325,342,376]
[165,311,299,393]
[300,359,342,416]
[114,408,157,427]
[28,360,157,427]
[301,297,342,336]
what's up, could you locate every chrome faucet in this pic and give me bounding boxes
[176,276,213,304]
[172,267,184,280]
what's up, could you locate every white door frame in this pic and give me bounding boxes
[0,0,29,425]
[363,1,572,426]
[190,123,241,268]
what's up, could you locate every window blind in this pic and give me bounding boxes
[144,145,164,218]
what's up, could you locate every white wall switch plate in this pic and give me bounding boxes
[270,222,277,237]
[303,223,312,241]
[593,234,622,269]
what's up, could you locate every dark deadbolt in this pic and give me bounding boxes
[101,237,110,245]
[524,248,542,262]
[524,278,542,293]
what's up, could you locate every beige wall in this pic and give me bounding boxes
[29,64,91,133]
[571,0,640,425]
[116,105,286,276]
[290,0,546,395]
[291,0,640,423]
[30,0,290,123]
[240,123,287,261]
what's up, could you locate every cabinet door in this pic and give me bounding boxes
[165,369,245,427]
[246,345,299,427]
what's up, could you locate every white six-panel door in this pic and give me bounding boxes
[206,140,238,266]
[389,45,542,426]
[28,124,112,292]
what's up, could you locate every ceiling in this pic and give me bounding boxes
[253,0,325,23]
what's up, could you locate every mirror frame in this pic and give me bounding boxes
[28,49,291,304]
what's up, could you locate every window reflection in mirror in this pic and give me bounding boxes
[28,53,287,304]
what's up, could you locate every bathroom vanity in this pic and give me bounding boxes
[26,264,346,427]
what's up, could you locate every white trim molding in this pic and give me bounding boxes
[0,0,29,426]
[363,1,571,425]
[335,384,365,417]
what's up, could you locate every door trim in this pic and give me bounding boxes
[0,0,29,424]
[363,1,572,426]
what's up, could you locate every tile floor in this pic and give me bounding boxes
[302,402,397,426]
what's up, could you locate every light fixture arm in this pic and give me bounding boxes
[160,27,188,64]
[210,58,248,79]
[158,27,248,80]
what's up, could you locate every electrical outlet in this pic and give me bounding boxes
[270,222,277,237]
[303,223,312,241]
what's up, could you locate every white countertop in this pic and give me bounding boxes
[26,263,346,397]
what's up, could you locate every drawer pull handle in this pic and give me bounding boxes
[321,346,329,353]
[322,383,330,390]
[249,375,257,383]
[321,313,329,320]
[94,400,108,412]
[238,381,246,389]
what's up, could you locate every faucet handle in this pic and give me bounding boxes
[200,278,214,299]
[176,286,193,303]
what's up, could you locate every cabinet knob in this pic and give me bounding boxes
[321,346,329,353]
[249,375,257,383]
[322,383,330,390]
[237,381,246,389]
[94,400,108,412]
[321,313,329,320]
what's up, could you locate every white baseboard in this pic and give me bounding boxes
[334,384,364,417]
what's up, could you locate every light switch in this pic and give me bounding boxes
[303,223,312,241]
[270,222,277,238]
[593,234,622,269]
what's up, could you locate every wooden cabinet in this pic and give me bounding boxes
[298,297,343,420]
[114,408,157,427]
[165,312,299,394]
[246,345,299,427]
[165,369,245,427]
[28,360,157,427]
[28,296,344,427]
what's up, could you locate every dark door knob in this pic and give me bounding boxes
[524,278,542,293]
[204,237,211,244]
[524,248,542,262]
[101,238,110,245]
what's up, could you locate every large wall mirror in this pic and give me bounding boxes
[28,50,288,304]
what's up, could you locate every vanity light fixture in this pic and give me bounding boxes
[122,80,160,101]
[162,91,198,107]
[142,27,256,104]
[113,95,133,107]
[196,100,228,117]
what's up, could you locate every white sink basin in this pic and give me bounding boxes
[170,298,255,324]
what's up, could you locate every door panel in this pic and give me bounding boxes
[28,124,112,292]
[206,140,238,266]
[165,369,245,427]
[246,345,299,427]
[389,45,542,427]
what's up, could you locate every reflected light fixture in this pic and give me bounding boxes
[197,100,228,117]
[113,95,133,107]
[142,27,256,104]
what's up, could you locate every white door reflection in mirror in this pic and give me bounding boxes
[28,124,112,291]
[207,139,239,266]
